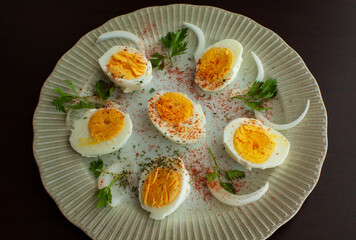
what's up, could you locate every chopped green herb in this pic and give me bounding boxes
[232,78,278,111]
[205,148,245,195]
[149,28,188,70]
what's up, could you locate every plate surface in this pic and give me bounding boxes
[33,4,328,239]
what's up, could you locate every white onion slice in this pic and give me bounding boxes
[65,96,120,128]
[96,31,145,54]
[207,174,269,206]
[183,22,205,62]
[251,51,264,82]
[254,99,310,130]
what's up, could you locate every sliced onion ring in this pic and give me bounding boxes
[96,31,145,55]
[183,22,205,62]
[207,172,269,206]
[254,99,310,130]
[251,51,264,82]
[66,96,120,128]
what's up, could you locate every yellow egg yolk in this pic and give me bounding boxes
[155,93,193,123]
[88,108,125,142]
[198,47,235,82]
[141,167,181,208]
[107,51,146,79]
[233,124,276,164]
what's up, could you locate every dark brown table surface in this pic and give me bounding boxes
[2,0,355,239]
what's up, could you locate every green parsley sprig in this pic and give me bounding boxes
[206,148,245,194]
[233,78,278,111]
[52,80,114,112]
[149,28,188,70]
[95,80,114,106]
[89,158,129,208]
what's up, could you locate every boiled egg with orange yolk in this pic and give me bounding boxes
[99,46,152,93]
[195,39,243,91]
[138,157,190,220]
[69,107,132,157]
[224,118,290,170]
[147,92,206,144]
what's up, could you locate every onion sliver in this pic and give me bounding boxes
[96,31,145,54]
[251,51,264,82]
[183,22,205,62]
[254,99,310,130]
[207,175,269,206]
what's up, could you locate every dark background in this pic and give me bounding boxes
[1,0,355,239]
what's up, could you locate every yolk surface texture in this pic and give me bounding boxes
[88,108,125,142]
[199,47,235,82]
[233,124,276,164]
[156,93,193,123]
[107,51,146,79]
[142,167,181,208]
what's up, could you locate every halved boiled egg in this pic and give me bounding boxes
[195,39,243,91]
[183,22,243,91]
[98,46,153,93]
[147,92,206,144]
[223,118,290,170]
[138,157,190,220]
[69,107,132,157]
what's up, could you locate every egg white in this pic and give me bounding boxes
[195,39,243,91]
[98,46,153,93]
[147,92,206,144]
[69,108,132,157]
[138,157,190,220]
[223,118,290,170]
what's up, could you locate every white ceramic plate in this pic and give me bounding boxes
[33,4,328,239]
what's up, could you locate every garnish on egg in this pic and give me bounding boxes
[149,28,188,70]
[148,92,206,144]
[184,22,243,91]
[138,157,190,220]
[98,46,153,93]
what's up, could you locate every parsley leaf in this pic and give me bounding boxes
[96,80,114,105]
[89,158,129,208]
[233,78,278,111]
[149,52,165,70]
[220,182,236,194]
[52,80,96,112]
[206,148,245,195]
[89,158,104,178]
[94,187,112,208]
[225,170,245,180]
[67,101,96,110]
[150,28,188,70]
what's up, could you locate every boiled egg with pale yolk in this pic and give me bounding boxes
[99,46,152,93]
[138,157,190,220]
[147,92,206,144]
[69,107,132,157]
[224,118,290,170]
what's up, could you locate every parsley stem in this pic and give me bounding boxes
[108,173,124,188]
[208,148,221,180]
